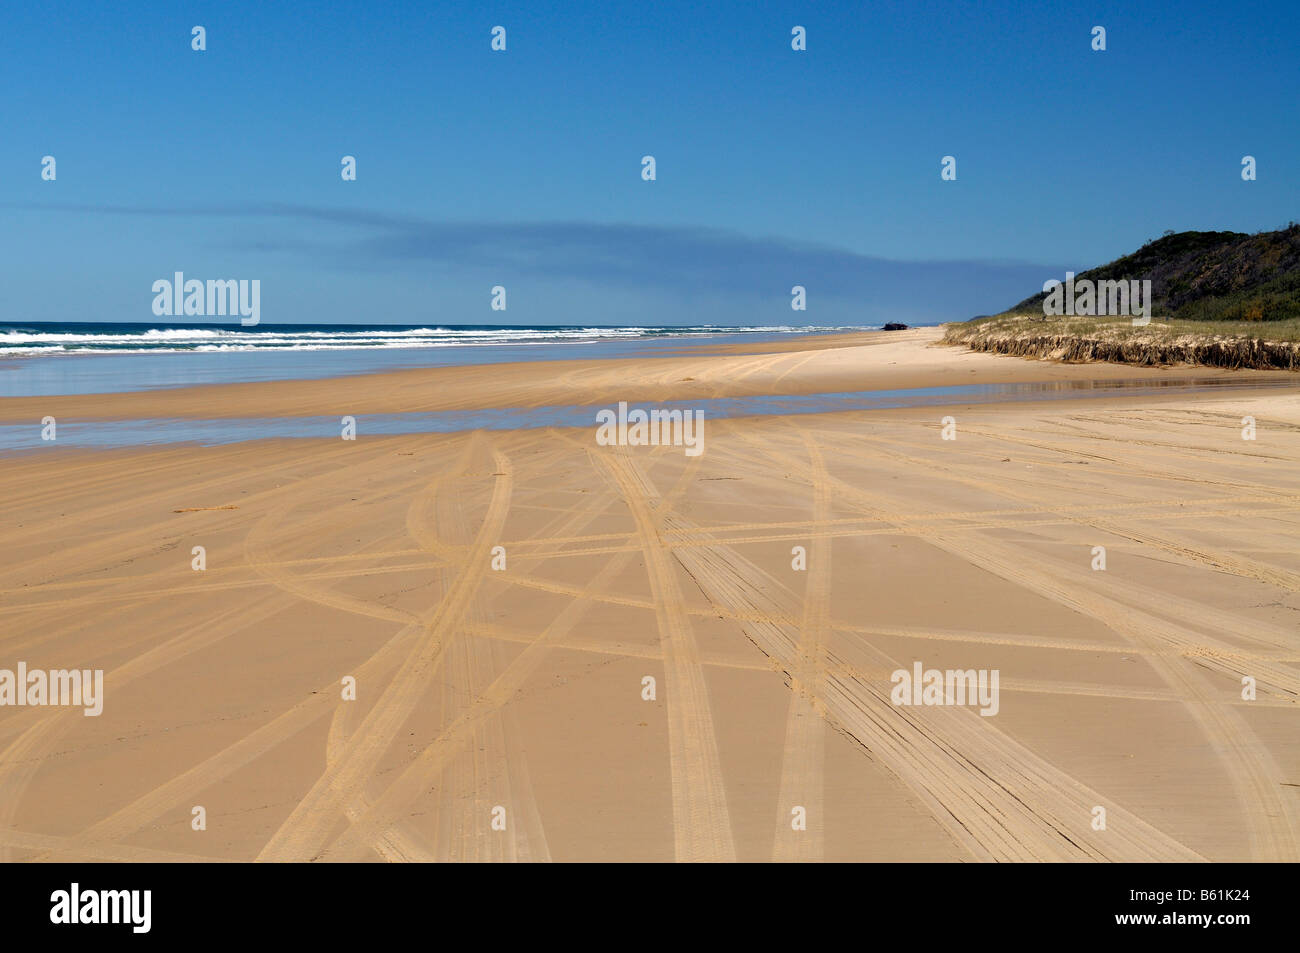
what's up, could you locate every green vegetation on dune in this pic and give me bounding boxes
[1003,223,1300,323]
[943,224,1300,369]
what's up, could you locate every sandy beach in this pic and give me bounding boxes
[1,327,1298,862]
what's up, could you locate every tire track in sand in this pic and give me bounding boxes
[315,438,707,861]
[666,509,1205,862]
[771,434,829,862]
[595,449,736,862]
[325,442,621,862]
[255,439,514,862]
[743,427,1297,860]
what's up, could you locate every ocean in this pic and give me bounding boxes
[0,322,873,397]
[0,322,871,355]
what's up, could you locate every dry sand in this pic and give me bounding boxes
[1,327,1298,862]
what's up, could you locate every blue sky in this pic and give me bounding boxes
[1,0,1296,325]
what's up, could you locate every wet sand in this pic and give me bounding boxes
[1,328,1298,861]
[7,327,1293,424]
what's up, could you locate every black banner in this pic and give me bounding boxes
[0,862,1280,941]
